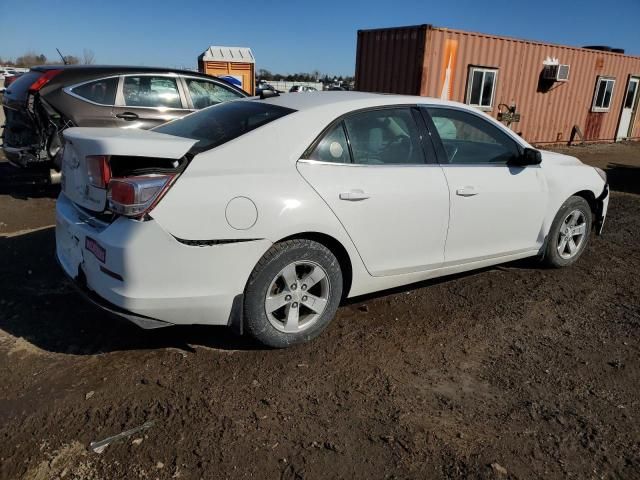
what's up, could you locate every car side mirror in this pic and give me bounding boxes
[260,89,279,99]
[511,147,542,166]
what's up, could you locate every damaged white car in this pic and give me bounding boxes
[56,92,609,347]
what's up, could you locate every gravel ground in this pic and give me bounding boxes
[0,143,639,479]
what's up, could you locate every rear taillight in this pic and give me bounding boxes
[28,69,62,93]
[107,174,174,218]
[86,155,111,188]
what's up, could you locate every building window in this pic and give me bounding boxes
[592,77,615,112]
[466,67,498,110]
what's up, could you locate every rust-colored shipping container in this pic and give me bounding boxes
[198,46,255,95]
[355,25,640,144]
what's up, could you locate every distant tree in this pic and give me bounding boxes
[15,51,48,67]
[257,68,272,79]
[255,69,352,84]
[63,55,80,65]
[83,49,95,65]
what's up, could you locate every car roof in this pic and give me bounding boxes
[262,91,470,115]
[253,91,531,153]
[31,64,211,77]
[28,65,248,97]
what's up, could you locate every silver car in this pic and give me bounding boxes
[1,65,248,173]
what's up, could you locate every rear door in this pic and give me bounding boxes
[297,107,450,276]
[112,74,189,129]
[422,106,547,264]
[63,76,120,127]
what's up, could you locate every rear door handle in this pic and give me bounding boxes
[339,190,370,201]
[116,112,139,121]
[456,186,479,197]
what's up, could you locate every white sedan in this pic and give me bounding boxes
[56,92,609,347]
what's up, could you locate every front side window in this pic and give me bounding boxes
[71,77,118,105]
[307,123,351,163]
[343,108,425,165]
[153,101,295,154]
[185,78,244,109]
[466,67,498,109]
[592,77,615,111]
[123,76,182,109]
[426,107,520,164]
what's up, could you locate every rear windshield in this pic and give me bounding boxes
[153,100,295,154]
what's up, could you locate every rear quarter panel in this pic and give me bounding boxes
[149,120,372,296]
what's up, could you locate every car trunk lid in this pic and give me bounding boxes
[61,127,197,212]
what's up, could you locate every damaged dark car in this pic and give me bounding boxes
[1,65,248,181]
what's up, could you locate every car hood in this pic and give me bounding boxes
[539,149,584,166]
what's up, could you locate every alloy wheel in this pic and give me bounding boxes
[264,261,331,333]
[557,209,587,259]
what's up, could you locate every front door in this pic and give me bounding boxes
[423,107,547,265]
[297,107,450,277]
[616,77,639,141]
[113,74,188,129]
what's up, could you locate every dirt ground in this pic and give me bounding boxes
[0,143,639,480]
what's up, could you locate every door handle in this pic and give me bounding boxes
[456,186,479,197]
[116,112,139,121]
[339,190,370,201]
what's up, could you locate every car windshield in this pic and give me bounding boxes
[153,100,295,154]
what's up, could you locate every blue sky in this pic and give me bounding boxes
[0,0,638,75]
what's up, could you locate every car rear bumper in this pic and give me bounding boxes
[55,193,271,328]
[2,145,41,167]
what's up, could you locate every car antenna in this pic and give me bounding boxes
[56,48,69,65]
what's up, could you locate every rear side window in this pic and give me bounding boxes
[153,101,295,154]
[71,77,118,105]
[123,76,182,108]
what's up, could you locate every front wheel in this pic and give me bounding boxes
[543,196,592,268]
[243,239,343,348]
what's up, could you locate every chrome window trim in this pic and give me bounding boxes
[63,74,121,107]
[297,158,443,168]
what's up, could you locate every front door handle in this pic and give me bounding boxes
[339,190,370,201]
[456,186,479,197]
[116,112,139,121]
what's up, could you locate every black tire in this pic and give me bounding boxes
[243,239,343,348]
[543,196,592,268]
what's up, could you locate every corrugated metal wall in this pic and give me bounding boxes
[355,25,640,144]
[423,27,640,143]
[355,26,427,95]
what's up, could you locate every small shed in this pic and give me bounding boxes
[198,46,255,95]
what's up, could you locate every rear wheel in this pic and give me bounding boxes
[543,196,592,268]
[243,239,343,348]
